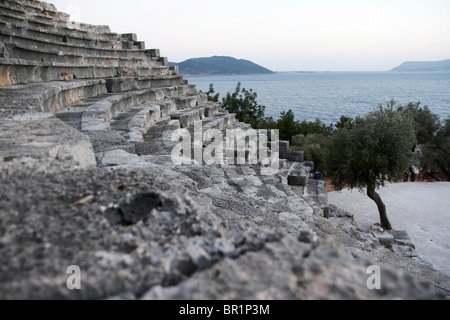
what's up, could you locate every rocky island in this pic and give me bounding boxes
[0,0,449,300]
[169,56,274,76]
[391,59,450,72]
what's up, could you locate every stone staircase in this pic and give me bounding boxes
[0,0,315,196]
[0,0,175,87]
[1,0,448,300]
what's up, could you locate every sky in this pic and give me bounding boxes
[51,0,450,71]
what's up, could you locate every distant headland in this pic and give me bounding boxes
[391,59,450,72]
[169,56,274,76]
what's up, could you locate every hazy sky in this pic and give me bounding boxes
[51,0,450,71]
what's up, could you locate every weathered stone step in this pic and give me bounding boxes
[305,179,328,208]
[135,110,241,159]
[0,117,96,172]
[56,85,195,132]
[0,9,61,30]
[171,102,222,128]
[174,93,209,110]
[223,121,252,142]
[123,102,177,142]
[2,0,62,17]
[105,76,186,93]
[135,119,181,156]
[221,165,274,199]
[109,108,144,132]
[0,27,146,60]
[2,42,151,69]
[109,98,178,134]
[0,57,162,86]
[0,79,107,114]
[0,58,106,86]
[0,3,70,26]
[65,22,117,39]
[0,20,120,45]
[177,113,239,162]
[0,21,121,50]
[221,165,248,192]
[1,1,120,40]
[287,162,311,187]
[189,161,291,207]
[201,113,237,133]
[222,122,277,167]
[84,130,136,156]
[0,17,122,49]
[111,100,220,144]
[160,117,255,166]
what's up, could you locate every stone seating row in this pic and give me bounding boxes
[0,57,173,86]
[1,0,120,41]
[0,1,305,186]
[0,3,165,63]
[0,78,107,114]
[1,4,174,87]
[2,0,66,18]
[0,27,174,85]
[54,85,202,131]
[1,42,149,69]
[0,18,137,51]
[0,21,120,50]
[0,76,190,117]
[133,113,240,158]
[0,27,154,63]
[0,4,69,30]
[105,75,186,93]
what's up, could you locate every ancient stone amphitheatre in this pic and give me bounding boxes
[0,0,448,299]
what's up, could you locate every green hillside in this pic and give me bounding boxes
[169,56,274,76]
[391,59,450,72]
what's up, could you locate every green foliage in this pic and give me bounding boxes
[327,102,418,190]
[171,56,274,76]
[203,83,447,188]
[297,118,334,137]
[205,84,220,102]
[292,133,330,172]
[276,109,297,142]
[326,101,418,230]
[215,82,268,129]
[396,101,448,179]
[420,119,450,180]
[398,102,441,145]
[335,115,354,130]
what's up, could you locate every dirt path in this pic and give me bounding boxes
[328,182,450,278]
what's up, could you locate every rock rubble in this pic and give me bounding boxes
[0,0,448,300]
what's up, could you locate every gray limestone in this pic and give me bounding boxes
[372,231,395,247]
[0,118,96,172]
[0,79,107,113]
[0,0,448,301]
[287,162,311,187]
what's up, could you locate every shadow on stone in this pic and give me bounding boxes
[105,192,163,226]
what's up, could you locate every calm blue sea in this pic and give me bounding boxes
[186,72,450,125]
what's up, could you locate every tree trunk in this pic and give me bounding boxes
[367,184,393,230]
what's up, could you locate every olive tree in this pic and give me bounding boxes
[327,102,418,230]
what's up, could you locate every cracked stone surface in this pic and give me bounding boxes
[0,0,449,300]
[0,165,448,300]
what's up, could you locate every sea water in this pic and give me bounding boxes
[186,72,450,125]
